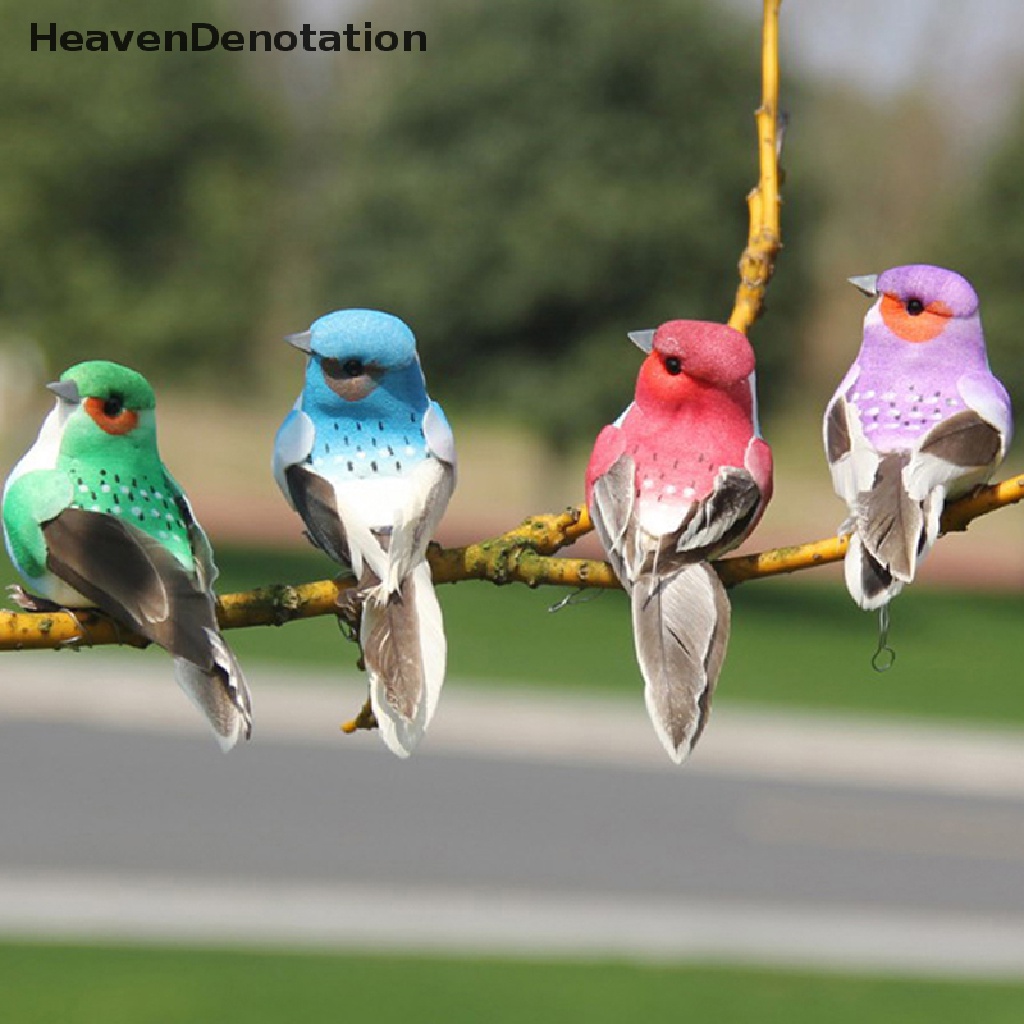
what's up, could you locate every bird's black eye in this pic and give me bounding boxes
[664,356,682,375]
[906,298,925,316]
[103,393,124,418]
[322,357,366,380]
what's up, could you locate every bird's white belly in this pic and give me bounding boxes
[23,572,92,609]
[637,496,688,539]
[332,474,414,529]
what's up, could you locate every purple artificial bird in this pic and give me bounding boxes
[586,321,773,763]
[824,264,1013,612]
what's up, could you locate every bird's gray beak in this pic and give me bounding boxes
[848,274,879,297]
[285,331,312,354]
[627,329,655,353]
[46,379,80,404]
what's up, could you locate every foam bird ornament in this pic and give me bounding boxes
[824,265,1013,611]
[586,321,773,764]
[273,309,456,757]
[2,361,253,749]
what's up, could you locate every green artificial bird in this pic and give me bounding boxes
[2,360,252,750]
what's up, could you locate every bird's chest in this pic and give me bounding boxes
[623,400,750,509]
[62,457,193,570]
[309,413,428,483]
[846,370,964,450]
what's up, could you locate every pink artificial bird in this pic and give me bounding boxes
[585,321,773,763]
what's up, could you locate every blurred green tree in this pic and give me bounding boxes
[937,99,1024,417]
[0,0,284,383]
[314,0,816,449]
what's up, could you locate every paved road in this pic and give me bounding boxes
[2,656,1024,975]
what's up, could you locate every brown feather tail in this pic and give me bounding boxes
[848,453,930,610]
[172,633,253,752]
[631,561,730,764]
[361,561,446,757]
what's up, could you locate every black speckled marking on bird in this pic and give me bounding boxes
[65,460,193,565]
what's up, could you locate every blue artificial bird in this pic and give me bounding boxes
[273,309,456,756]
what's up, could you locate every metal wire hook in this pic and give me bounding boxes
[871,604,896,673]
[547,588,603,614]
[336,615,359,644]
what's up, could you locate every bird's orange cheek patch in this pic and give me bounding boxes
[879,293,952,343]
[84,397,139,435]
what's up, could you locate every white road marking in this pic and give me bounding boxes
[2,656,1024,799]
[1,869,1024,977]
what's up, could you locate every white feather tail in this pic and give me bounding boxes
[362,561,446,757]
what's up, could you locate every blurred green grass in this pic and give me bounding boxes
[4,943,1024,1024]
[210,546,1024,729]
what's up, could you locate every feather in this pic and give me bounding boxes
[843,446,949,610]
[284,464,353,568]
[362,561,445,757]
[588,454,637,587]
[825,396,851,463]
[271,405,314,505]
[747,369,763,438]
[917,410,1002,469]
[958,372,1014,448]
[825,390,881,516]
[671,467,762,558]
[852,452,922,584]
[173,632,252,753]
[384,457,455,596]
[632,561,730,764]
[43,508,252,746]
[329,487,390,586]
[423,401,457,468]
[844,532,904,611]
[901,410,1003,528]
[284,463,389,584]
[163,468,219,591]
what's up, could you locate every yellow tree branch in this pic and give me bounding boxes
[0,474,1019,652]
[728,0,783,336]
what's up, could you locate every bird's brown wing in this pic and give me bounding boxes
[42,507,218,667]
[284,463,353,569]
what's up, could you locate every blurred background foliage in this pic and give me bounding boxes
[0,0,808,449]
[309,0,817,449]
[0,0,287,384]
[0,0,1019,452]
[934,92,1024,409]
